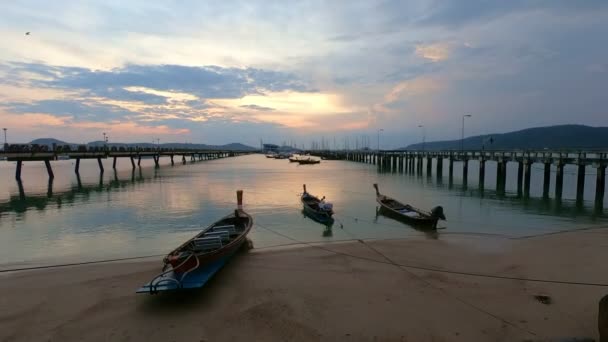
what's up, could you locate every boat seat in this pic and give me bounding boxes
[192,236,222,252]
[212,225,238,235]
[205,230,230,242]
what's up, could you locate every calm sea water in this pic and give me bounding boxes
[0,154,606,270]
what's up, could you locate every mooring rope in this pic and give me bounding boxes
[252,221,608,288]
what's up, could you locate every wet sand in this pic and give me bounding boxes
[1,228,608,341]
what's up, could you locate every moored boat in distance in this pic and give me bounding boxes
[301,184,334,223]
[274,152,290,159]
[373,184,445,229]
[297,157,320,165]
[137,190,253,294]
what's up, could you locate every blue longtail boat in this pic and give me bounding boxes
[137,190,252,294]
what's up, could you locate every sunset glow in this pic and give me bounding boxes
[0,1,607,147]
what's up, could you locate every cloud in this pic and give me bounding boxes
[240,104,275,111]
[3,62,312,101]
[5,99,136,122]
[415,43,450,62]
[418,0,608,28]
[384,76,443,103]
[2,1,608,148]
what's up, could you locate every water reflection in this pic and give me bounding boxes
[0,155,606,268]
[375,206,439,240]
[1,168,158,217]
[301,209,334,237]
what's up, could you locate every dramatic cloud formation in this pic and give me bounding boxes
[1,1,607,147]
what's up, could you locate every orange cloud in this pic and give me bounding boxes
[0,109,189,142]
[415,43,450,62]
[385,77,443,103]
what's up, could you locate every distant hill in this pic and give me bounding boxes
[404,125,608,151]
[28,139,257,151]
[30,138,71,146]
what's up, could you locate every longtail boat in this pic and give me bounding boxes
[137,190,253,294]
[297,158,320,165]
[301,184,334,223]
[373,184,445,229]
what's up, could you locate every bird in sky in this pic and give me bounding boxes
[25,32,30,35]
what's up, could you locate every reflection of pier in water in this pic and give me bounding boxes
[1,168,156,216]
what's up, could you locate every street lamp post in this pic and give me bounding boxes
[377,129,384,152]
[2,128,7,146]
[418,125,426,151]
[461,115,472,152]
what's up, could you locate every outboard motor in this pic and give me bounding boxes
[430,206,446,220]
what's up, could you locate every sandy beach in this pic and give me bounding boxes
[2,228,608,342]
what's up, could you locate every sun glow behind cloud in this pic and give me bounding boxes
[1,1,608,146]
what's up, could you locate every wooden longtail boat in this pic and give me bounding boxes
[137,190,253,294]
[297,158,320,165]
[373,184,445,229]
[301,184,334,223]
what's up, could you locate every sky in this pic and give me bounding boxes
[1,1,607,149]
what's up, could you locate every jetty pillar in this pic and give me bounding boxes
[462,159,469,185]
[555,161,564,199]
[517,161,523,196]
[596,165,606,206]
[436,157,443,178]
[426,156,432,176]
[448,157,454,183]
[130,156,135,169]
[496,161,506,194]
[15,160,23,180]
[523,160,532,198]
[154,155,160,167]
[137,156,142,167]
[479,159,486,189]
[75,158,81,174]
[44,159,54,179]
[112,156,117,169]
[542,162,551,198]
[182,155,187,164]
[97,157,104,174]
[576,164,586,203]
[170,155,174,166]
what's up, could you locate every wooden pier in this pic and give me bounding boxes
[1,149,253,181]
[312,150,608,207]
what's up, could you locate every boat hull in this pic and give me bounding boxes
[376,197,438,229]
[301,192,333,224]
[136,244,243,293]
[302,206,334,224]
[138,209,252,294]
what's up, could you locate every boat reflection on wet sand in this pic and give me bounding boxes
[375,206,440,239]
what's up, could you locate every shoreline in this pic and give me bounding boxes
[2,228,608,341]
